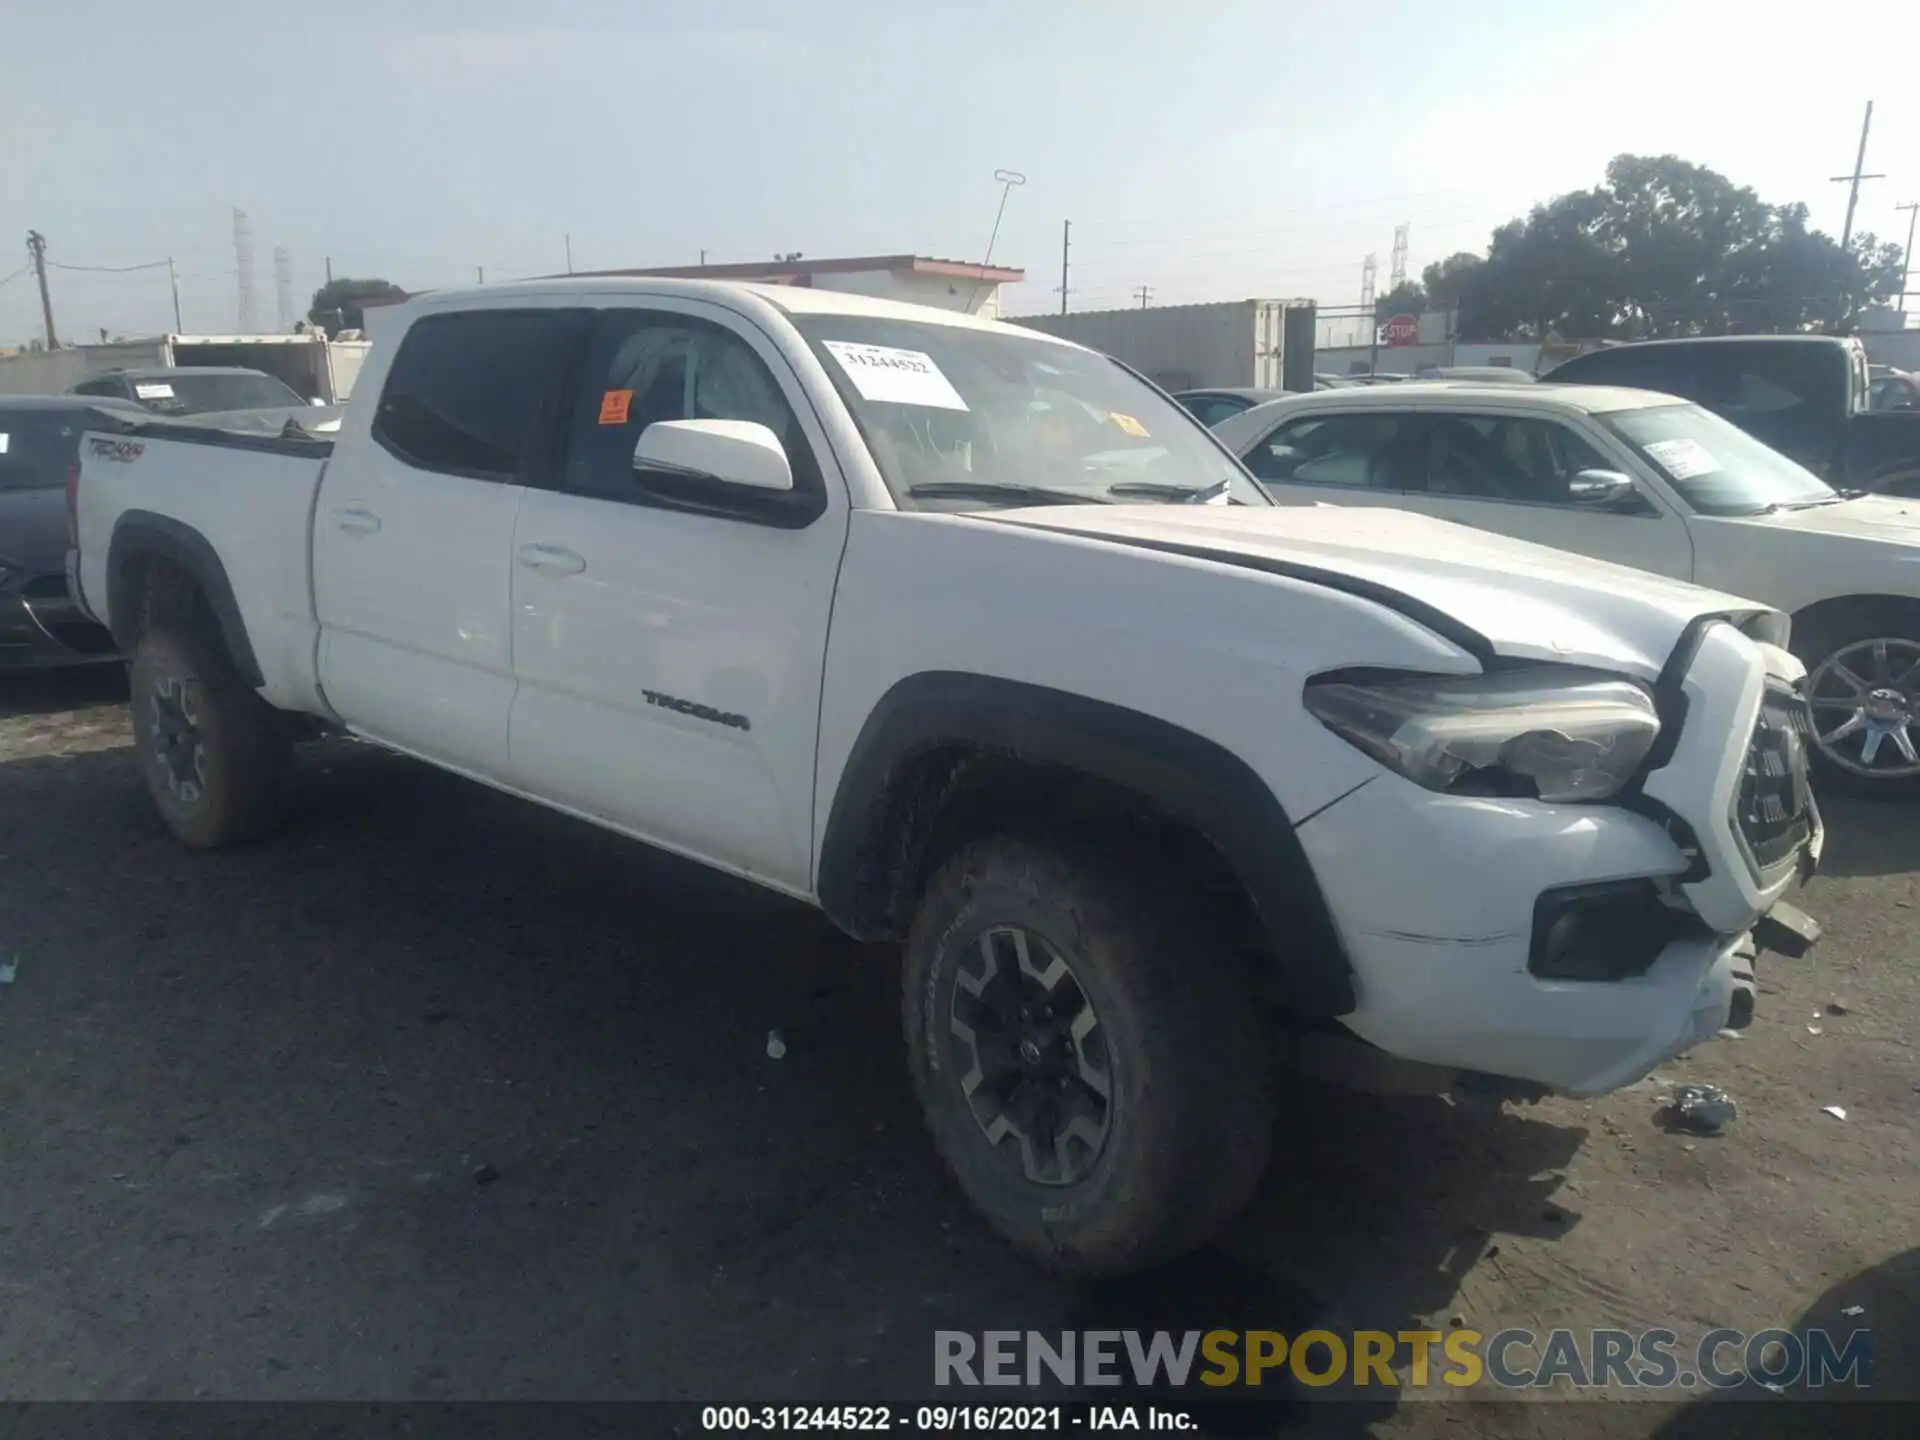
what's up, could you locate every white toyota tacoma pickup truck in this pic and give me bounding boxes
[70,279,1822,1276]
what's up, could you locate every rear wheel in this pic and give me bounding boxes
[1795,603,1920,800]
[130,626,293,847]
[902,831,1274,1276]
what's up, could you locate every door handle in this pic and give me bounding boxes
[332,506,381,534]
[517,542,587,576]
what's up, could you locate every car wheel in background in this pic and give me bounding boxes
[1795,601,1920,801]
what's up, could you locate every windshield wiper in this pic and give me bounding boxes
[1754,495,1851,514]
[1105,479,1235,504]
[905,481,1111,505]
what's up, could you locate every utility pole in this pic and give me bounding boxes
[1831,101,1885,252]
[325,256,333,284]
[168,257,183,332]
[700,249,708,266]
[1057,220,1071,315]
[1897,201,1919,314]
[476,266,485,285]
[565,234,574,274]
[1133,285,1153,309]
[26,230,56,348]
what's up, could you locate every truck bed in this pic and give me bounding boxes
[72,421,334,716]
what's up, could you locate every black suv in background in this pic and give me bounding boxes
[0,396,144,669]
[1545,334,1920,496]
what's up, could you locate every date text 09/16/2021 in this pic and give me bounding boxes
[701,1405,1195,1432]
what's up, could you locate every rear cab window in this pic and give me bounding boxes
[371,309,584,482]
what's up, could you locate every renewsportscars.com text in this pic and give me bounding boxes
[934,1327,1872,1392]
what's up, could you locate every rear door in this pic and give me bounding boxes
[1393,407,1695,580]
[312,304,586,781]
[1239,407,1428,515]
[506,299,848,893]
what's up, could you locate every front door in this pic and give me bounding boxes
[1395,410,1696,581]
[507,301,849,894]
[313,305,584,780]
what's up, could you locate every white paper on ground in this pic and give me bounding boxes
[821,342,969,411]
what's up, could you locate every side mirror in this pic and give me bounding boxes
[1569,469,1640,509]
[633,419,793,493]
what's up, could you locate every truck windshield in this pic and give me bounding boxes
[790,314,1268,509]
[1600,403,1838,516]
[131,373,306,416]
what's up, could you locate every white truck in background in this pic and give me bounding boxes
[0,332,370,404]
[70,279,1820,1276]
[1011,299,1318,395]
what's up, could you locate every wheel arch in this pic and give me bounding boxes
[1789,593,1920,659]
[815,671,1355,1019]
[106,511,264,688]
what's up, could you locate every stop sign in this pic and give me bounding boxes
[1379,313,1419,346]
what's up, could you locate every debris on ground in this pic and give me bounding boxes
[1825,1000,1851,1016]
[472,1163,500,1185]
[766,1030,788,1060]
[1807,1025,1823,1036]
[0,958,16,984]
[1843,1305,1865,1317]
[1821,1105,1848,1121]
[1663,1083,1738,1136]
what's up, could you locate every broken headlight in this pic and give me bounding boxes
[1303,667,1661,802]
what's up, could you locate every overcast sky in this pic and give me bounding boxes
[3,0,1915,344]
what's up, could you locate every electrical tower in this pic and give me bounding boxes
[1389,225,1409,291]
[1134,285,1154,309]
[273,247,294,331]
[1360,253,1378,312]
[233,208,258,332]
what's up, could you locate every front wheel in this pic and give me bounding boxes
[902,832,1275,1276]
[1797,603,1920,800]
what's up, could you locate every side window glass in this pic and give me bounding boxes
[1248,413,1415,490]
[0,413,76,489]
[1182,397,1235,428]
[563,310,822,514]
[372,309,579,482]
[1426,415,1651,512]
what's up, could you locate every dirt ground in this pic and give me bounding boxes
[0,667,1912,1435]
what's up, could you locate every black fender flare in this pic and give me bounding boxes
[106,510,264,688]
[816,671,1356,1018]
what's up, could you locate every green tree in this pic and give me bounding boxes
[1443,155,1904,341]
[308,277,407,330]
[1372,280,1427,320]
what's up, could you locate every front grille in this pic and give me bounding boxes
[1736,686,1815,871]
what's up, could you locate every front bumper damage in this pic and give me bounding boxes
[1293,620,1821,1099]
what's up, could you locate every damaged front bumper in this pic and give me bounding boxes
[1292,621,1821,1099]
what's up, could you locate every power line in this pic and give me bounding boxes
[0,263,31,287]
[46,257,173,274]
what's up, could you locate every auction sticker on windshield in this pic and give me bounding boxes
[822,341,969,411]
[134,383,175,400]
[1644,437,1720,480]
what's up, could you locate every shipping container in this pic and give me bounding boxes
[0,333,372,403]
[1009,300,1318,393]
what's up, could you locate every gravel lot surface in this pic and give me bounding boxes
[1,667,1912,1436]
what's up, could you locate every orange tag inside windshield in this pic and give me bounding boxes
[1110,412,1150,438]
[598,389,634,425]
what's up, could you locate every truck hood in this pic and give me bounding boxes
[989,503,1773,679]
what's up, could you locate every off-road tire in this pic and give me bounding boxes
[902,831,1275,1277]
[1792,600,1920,802]
[129,625,293,848]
